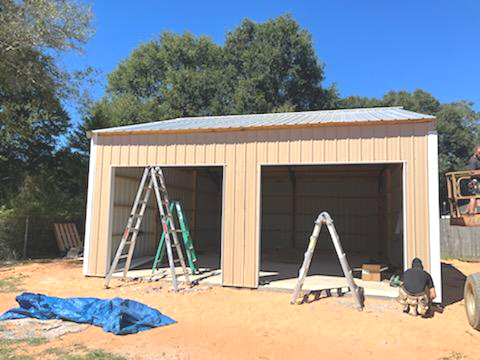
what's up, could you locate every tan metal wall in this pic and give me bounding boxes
[194,173,222,251]
[87,121,434,288]
[261,168,384,254]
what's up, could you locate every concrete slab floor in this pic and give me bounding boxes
[112,251,399,298]
[113,267,398,299]
[259,254,399,298]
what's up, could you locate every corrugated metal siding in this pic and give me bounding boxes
[88,121,433,288]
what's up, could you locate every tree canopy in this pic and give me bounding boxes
[0,0,93,217]
[223,16,332,114]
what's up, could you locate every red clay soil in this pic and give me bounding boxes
[0,259,479,360]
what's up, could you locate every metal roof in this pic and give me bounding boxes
[92,107,434,135]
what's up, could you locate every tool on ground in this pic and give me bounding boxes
[152,200,198,275]
[104,166,191,291]
[290,212,364,310]
[389,274,402,287]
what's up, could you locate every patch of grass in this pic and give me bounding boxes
[72,344,89,351]
[44,346,126,360]
[44,347,68,357]
[1,339,125,360]
[0,275,25,293]
[439,352,467,360]
[24,338,47,347]
[70,349,127,360]
[0,339,34,360]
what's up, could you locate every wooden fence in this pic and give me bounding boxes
[440,218,480,260]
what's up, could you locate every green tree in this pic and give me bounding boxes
[0,0,93,100]
[338,95,383,109]
[382,89,441,114]
[0,0,92,221]
[339,89,441,114]
[107,33,226,122]
[224,15,334,114]
[436,102,478,173]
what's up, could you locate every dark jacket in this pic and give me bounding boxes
[403,258,434,295]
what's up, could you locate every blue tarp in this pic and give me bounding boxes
[0,292,175,335]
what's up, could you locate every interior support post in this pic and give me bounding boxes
[192,169,198,246]
[288,167,296,249]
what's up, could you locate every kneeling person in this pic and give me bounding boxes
[398,258,436,316]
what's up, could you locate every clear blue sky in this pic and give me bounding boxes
[63,0,480,125]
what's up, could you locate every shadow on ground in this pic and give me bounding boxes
[441,262,466,306]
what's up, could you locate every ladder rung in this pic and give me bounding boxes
[138,200,148,204]
[119,255,129,259]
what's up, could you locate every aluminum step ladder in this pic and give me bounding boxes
[290,212,364,310]
[104,166,191,291]
[152,200,198,275]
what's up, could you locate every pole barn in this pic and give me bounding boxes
[83,107,442,301]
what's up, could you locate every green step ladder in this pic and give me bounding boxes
[152,200,198,275]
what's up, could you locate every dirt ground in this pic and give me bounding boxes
[0,259,479,360]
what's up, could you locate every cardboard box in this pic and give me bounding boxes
[361,264,383,282]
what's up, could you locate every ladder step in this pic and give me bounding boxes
[119,255,129,260]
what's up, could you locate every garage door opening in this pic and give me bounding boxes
[260,163,403,296]
[108,166,223,281]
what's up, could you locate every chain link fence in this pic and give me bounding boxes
[0,214,85,260]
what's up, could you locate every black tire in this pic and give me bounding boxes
[464,273,480,330]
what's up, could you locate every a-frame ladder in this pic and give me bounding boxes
[290,212,364,310]
[104,167,190,291]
